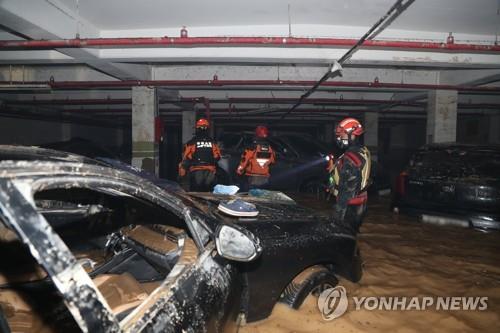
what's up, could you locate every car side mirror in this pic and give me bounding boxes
[215,224,262,262]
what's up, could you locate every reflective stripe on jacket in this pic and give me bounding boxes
[237,140,276,177]
[331,145,371,221]
[180,135,221,173]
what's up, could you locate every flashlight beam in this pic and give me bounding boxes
[270,156,327,183]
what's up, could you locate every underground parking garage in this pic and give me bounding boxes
[0,0,499,332]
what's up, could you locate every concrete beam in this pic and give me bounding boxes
[440,69,500,86]
[0,0,152,80]
[153,65,440,84]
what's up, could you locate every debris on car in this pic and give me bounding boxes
[0,147,362,332]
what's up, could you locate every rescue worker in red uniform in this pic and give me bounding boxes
[236,125,276,189]
[178,118,221,191]
[328,118,372,232]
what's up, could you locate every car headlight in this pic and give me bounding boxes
[215,224,262,262]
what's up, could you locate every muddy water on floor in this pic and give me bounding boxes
[241,196,500,333]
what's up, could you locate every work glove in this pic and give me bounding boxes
[236,166,244,176]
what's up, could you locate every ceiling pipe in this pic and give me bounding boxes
[48,107,417,113]
[6,98,132,105]
[1,36,499,53]
[5,97,422,106]
[2,80,500,93]
[43,107,497,115]
[7,97,500,109]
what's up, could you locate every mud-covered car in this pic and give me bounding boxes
[392,143,500,230]
[0,155,361,332]
[0,144,182,192]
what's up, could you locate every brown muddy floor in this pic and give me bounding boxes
[240,195,500,333]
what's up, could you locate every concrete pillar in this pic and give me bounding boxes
[132,86,159,175]
[182,110,196,144]
[426,90,458,143]
[363,112,379,161]
[489,114,500,144]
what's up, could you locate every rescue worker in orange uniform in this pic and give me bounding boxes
[328,118,371,232]
[178,118,221,191]
[236,125,276,189]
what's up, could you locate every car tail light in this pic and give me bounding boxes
[395,171,408,196]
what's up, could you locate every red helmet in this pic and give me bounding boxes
[196,118,210,129]
[255,125,269,138]
[335,117,364,137]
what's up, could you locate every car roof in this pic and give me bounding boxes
[419,143,500,154]
[0,160,190,216]
[0,145,106,165]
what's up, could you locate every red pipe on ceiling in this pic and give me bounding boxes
[55,108,424,115]
[0,36,499,53]
[8,97,500,109]
[2,80,500,93]
[6,97,423,106]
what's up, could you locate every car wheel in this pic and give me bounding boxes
[279,265,338,310]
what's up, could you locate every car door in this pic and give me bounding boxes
[0,171,242,333]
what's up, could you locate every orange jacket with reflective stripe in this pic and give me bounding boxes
[237,141,276,177]
[180,136,221,173]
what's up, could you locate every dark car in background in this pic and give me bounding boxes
[0,148,362,332]
[392,143,500,230]
[217,132,332,193]
[39,138,182,192]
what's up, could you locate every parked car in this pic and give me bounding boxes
[217,132,332,193]
[39,139,183,192]
[41,137,118,160]
[0,149,362,332]
[392,143,500,230]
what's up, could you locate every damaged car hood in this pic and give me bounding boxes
[186,192,355,235]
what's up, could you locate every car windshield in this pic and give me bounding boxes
[267,137,291,155]
[412,148,500,179]
[280,135,329,156]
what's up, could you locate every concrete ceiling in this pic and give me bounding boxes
[0,0,499,125]
[58,0,500,36]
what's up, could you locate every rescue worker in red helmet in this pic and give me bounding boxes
[329,117,371,232]
[178,118,221,191]
[236,125,276,189]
